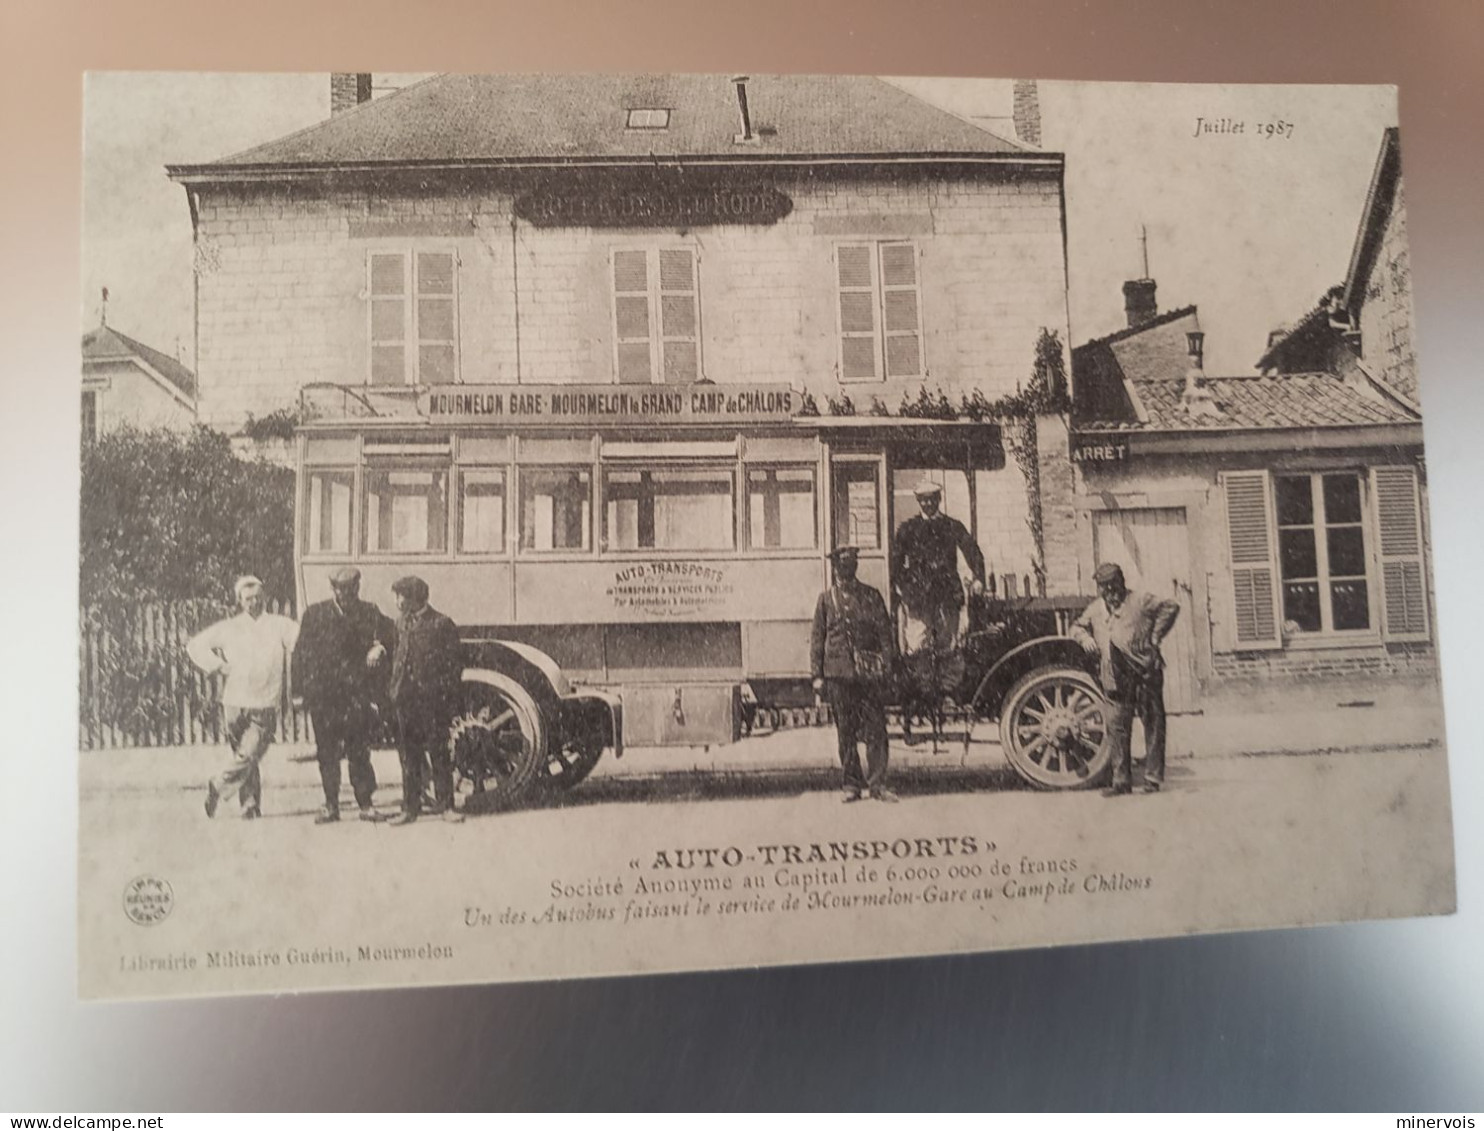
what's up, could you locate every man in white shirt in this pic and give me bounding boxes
[187,575,301,819]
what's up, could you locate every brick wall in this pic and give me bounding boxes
[190,170,1069,430]
[1035,413,1080,595]
[1213,642,1436,683]
[1358,174,1418,403]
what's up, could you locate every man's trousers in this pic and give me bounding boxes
[395,705,454,816]
[216,706,277,814]
[901,601,965,697]
[825,679,889,792]
[310,701,378,813]
[1106,666,1167,788]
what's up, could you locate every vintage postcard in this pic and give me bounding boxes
[78,73,1454,999]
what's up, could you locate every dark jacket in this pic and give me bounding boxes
[389,604,465,723]
[810,580,895,682]
[292,597,396,709]
[891,513,986,611]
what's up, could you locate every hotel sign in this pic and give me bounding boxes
[421,383,798,425]
[514,185,792,228]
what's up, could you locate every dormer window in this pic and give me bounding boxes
[626,108,671,130]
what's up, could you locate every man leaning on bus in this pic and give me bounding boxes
[186,575,300,820]
[387,575,466,826]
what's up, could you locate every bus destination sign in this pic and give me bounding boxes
[421,383,799,425]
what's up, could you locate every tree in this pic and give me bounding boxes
[80,425,296,606]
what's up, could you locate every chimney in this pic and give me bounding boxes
[1122,278,1158,329]
[1012,79,1042,146]
[1181,329,1221,418]
[331,73,372,115]
[732,75,754,142]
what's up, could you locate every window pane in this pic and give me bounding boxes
[833,463,880,550]
[418,297,454,342]
[419,344,456,384]
[748,468,817,549]
[364,467,448,553]
[662,340,698,384]
[661,293,696,337]
[841,337,878,381]
[883,289,919,333]
[615,295,650,340]
[306,470,354,553]
[602,467,735,551]
[521,468,591,552]
[370,254,404,296]
[1323,474,1363,524]
[1331,579,1371,631]
[416,252,454,295]
[1327,526,1367,577]
[371,298,404,340]
[1282,581,1321,633]
[459,469,505,553]
[1278,527,1317,580]
[1275,476,1313,526]
[839,292,875,334]
[880,243,917,287]
[370,344,405,386]
[617,341,652,384]
[885,333,922,377]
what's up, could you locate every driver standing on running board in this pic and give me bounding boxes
[1070,562,1180,798]
[890,479,987,711]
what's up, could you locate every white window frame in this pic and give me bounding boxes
[745,464,820,552]
[366,248,461,386]
[1273,471,1376,641]
[609,245,702,385]
[834,240,925,383]
[600,461,738,555]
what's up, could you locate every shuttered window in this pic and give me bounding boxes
[836,242,924,382]
[611,247,700,384]
[1371,465,1429,640]
[1220,469,1282,649]
[368,250,459,385]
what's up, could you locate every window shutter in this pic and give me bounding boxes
[879,242,923,378]
[415,251,457,384]
[1220,469,1282,649]
[612,250,653,384]
[1371,465,1429,640]
[836,244,880,381]
[368,252,408,385]
[658,248,699,384]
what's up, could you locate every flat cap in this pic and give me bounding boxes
[828,545,860,561]
[912,479,944,498]
[1093,562,1126,585]
[329,566,361,587]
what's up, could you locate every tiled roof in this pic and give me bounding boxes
[1078,373,1420,433]
[184,74,1030,173]
[83,325,197,398]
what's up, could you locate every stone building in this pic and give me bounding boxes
[81,319,197,443]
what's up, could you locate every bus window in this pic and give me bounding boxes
[831,462,881,550]
[747,467,817,550]
[364,467,449,554]
[521,468,592,553]
[305,469,353,555]
[459,468,506,554]
[604,467,735,552]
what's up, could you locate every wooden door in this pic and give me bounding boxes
[1092,507,1200,713]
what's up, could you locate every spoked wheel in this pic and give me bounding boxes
[449,674,547,811]
[998,666,1112,790]
[537,732,604,793]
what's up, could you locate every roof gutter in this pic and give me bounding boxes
[166,151,1065,186]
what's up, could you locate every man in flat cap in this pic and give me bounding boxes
[293,567,396,824]
[812,546,899,802]
[1070,562,1181,796]
[387,575,466,825]
[186,575,300,819]
[890,479,987,708]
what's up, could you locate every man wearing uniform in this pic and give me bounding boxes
[890,480,987,702]
[186,575,300,819]
[811,546,898,803]
[1069,562,1181,797]
[293,566,396,824]
[387,575,467,826]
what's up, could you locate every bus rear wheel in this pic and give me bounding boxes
[998,666,1112,790]
[450,674,547,810]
